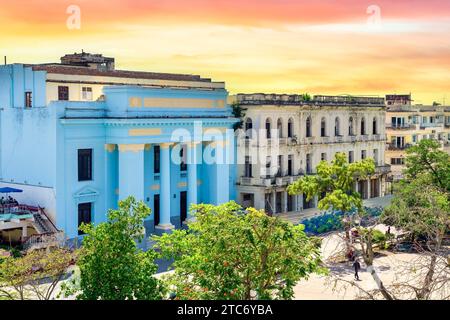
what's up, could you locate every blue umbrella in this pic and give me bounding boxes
[0,187,23,193]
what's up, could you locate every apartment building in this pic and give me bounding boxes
[385,94,450,180]
[234,94,391,215]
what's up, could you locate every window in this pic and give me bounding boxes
[373,149,378,165]
[25,92,32,108]
[334,117,340,136]
[245,118,253,139]
[349,117,354,136]
[361,117,366,135]
[78,149,92,181]
[78,203,92,235]
[372,117,377,134]
[321,153,327,161]
[82,87,93,100]
[58,86,69,101]
[288,155,293,176]
[180,147,187,172]
[287,118,294,138]
[244,156,252,178]
[320,118,327,137]
[390,158,405,165]
[277,155,283,176]
[265,156,271,178]
[265,119,271,139]
[361,150,367,160]
[412,135,418,143]
[306,116,312,137]
[306,154,312,174]
[154,146,160,174]
[277,118,283,138]
[349,151,354,163]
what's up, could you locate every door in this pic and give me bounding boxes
[153,195,160,226]
[78,203,92,235]
[180,191,187,223]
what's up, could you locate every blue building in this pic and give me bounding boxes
[0,52,238,241]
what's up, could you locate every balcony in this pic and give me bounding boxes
[374,165,391,175]
[387,143,412,151]
[420,122,444,129]
[386,124,416,130]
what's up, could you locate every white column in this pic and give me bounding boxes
[118,144,145,201]
[156,143,174,230]
[282,191,288,213]
[186,142,200,220]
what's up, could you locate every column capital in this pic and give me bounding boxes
[118,144,145,153]
[160,142,174,149]
[185,141,202,148]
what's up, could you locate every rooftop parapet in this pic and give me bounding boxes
[234,93,385,107]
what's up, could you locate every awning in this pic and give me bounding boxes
[0,187,23,193]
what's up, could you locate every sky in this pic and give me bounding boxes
[1,0,450,104]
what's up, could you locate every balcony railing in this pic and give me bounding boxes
[386,124,416,130]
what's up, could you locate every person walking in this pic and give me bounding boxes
[353,259,361,281]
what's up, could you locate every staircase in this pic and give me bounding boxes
[23,208,64,251]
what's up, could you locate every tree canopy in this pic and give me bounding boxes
[65,196,165,300]
[287,152,375,212]
[153,202,324,300]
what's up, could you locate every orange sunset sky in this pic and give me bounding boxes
[1,0,450,104]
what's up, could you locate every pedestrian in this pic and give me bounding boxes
[353,258,361,281]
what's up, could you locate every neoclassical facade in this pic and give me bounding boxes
[234,94,391,215]
[0,53,238,240]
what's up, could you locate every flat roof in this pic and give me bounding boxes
[31,64,216,83]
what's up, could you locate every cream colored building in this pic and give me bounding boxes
[385,94,450,181]
[234,94,391,215]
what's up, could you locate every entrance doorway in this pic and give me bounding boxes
[180,191,187,223]
[153,195,160,226]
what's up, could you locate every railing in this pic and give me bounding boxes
[375,165,391,175]
[22,231,65,251]
[237,134,386,148]
[386,124,416,130]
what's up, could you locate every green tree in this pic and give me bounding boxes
[403,139,450,193]
[0,248,75,300]
[64,196,165,300]
[287,152,374,213]
[153,202,324,300]
[287,153,394,300]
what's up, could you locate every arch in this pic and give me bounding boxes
[372,117,378,135]
[288,117,294,138]
[306,116,312,137]
[349,116,354,136]
[265,118,272,139]
[334,117,341,136]
[244,117,253,138]
[277,118,283,138]
[320,117,327,137]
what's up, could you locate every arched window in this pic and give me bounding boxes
[265,118,272,139]
[306,116,312,138]
[320,117,327,137]
[372,117,377,135]
[277,118,283,138]
[349,117,354,136]
[361,117,366,135]
[288,118,294,138]
[180,146,187,172]
[245,118,253,138]
[334,117,340,136]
